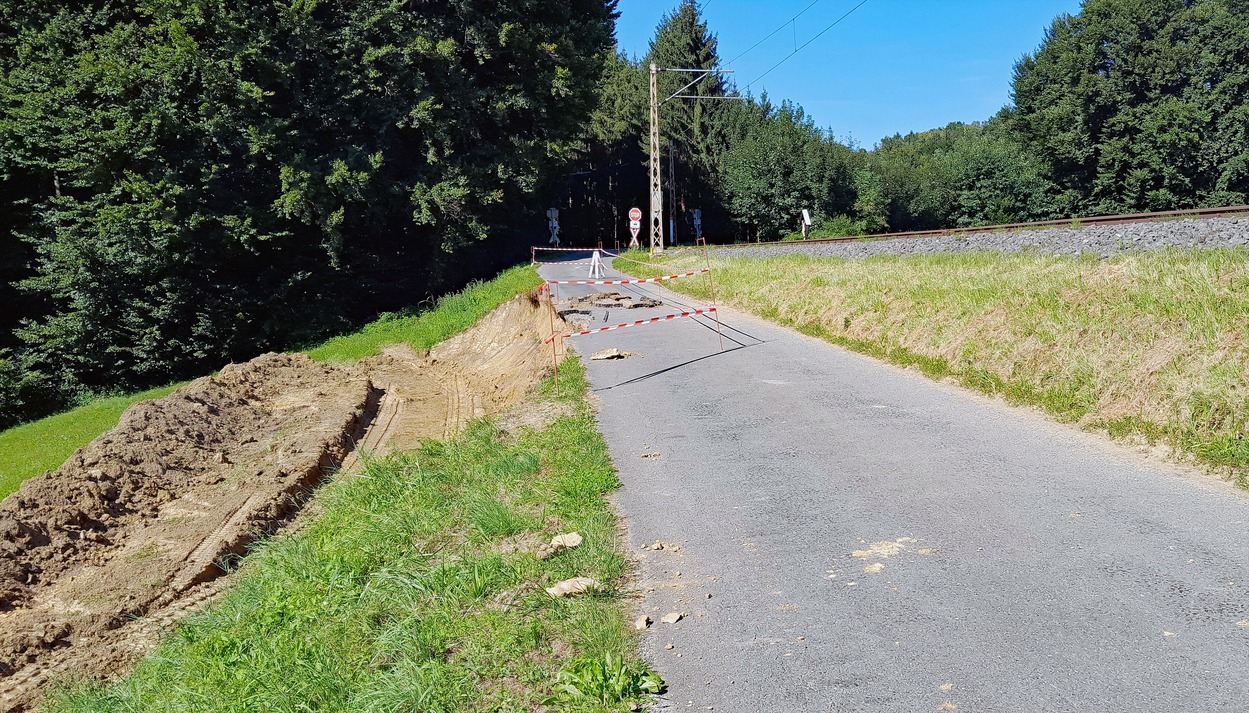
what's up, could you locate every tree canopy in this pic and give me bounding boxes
[0,0,615,427]
[1009,0,1249,213]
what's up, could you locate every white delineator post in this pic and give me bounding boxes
[588,250,605,279]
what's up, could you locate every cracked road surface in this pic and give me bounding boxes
[538,254,1249,712]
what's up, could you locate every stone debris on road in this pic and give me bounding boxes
[565,291,662,310]
[660,612,684,624]
[634,615,652,630]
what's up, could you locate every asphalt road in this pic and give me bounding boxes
[537,251,1249,712]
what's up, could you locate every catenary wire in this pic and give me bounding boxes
[745,0,869,89]
[723,0,828,68]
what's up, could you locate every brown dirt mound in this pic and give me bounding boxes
[0,293,560,711]
[0,353,375,711]
[348,292,558,459]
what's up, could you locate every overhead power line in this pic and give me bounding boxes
[723,0,828,68]
[745,0,870,89]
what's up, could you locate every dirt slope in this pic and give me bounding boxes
[0,354,375,710]
[0,293,556,711]
[347,291,557,460]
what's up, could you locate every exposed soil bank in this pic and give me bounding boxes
[0,293,557,711]
[0,354,375,710]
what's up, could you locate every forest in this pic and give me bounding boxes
[2,0,1247,428]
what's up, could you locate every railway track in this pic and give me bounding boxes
[701,204,1249,250]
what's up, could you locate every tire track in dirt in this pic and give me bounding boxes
[353,292,559,456]
[174,492,267,592]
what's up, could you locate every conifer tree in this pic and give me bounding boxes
[1009,0,1249,213]
[0,0,615,427]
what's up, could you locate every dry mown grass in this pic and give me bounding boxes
[624,248,1249,480]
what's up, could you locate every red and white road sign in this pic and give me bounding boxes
[629,220,641,239]
[628,206,642,222]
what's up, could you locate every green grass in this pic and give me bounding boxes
[0,264,542,499]
[620,247,1249,478]
[45,359,656,713]
[0,384,182,499]
[306,265,543,363]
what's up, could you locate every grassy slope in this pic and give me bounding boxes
[48,360,654,712]
[306,265,542,363]
[620,248,1249,480]
[0,265,543,498]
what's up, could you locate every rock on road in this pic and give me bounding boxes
[538,252,1249,712]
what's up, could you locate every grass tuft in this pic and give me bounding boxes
[466,494,534,540]
[548,654,664,705]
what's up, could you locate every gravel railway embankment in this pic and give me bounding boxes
[715,216,1249,260]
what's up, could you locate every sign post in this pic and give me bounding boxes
[628,206,642,249]
[546,207,560,247]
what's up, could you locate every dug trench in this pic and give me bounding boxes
[0,292,559,712]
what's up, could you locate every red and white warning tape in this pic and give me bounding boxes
[545,308,717,343]
[545,269,708,286]
[531,246,601,252]
[596,249,676,270]
[532,261,600,267]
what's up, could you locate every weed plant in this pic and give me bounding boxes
[620,248,1249,479]
[46,359,657,712]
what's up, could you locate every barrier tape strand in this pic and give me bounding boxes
[545,308,717,343]
[545,269,708,286]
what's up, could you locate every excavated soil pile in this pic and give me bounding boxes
[0,353,376,711]
[0,293,557,710]
[349,292,557,457]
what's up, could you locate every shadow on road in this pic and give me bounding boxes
[591,341,765,392]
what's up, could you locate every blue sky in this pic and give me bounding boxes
[613,0,1083,148]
